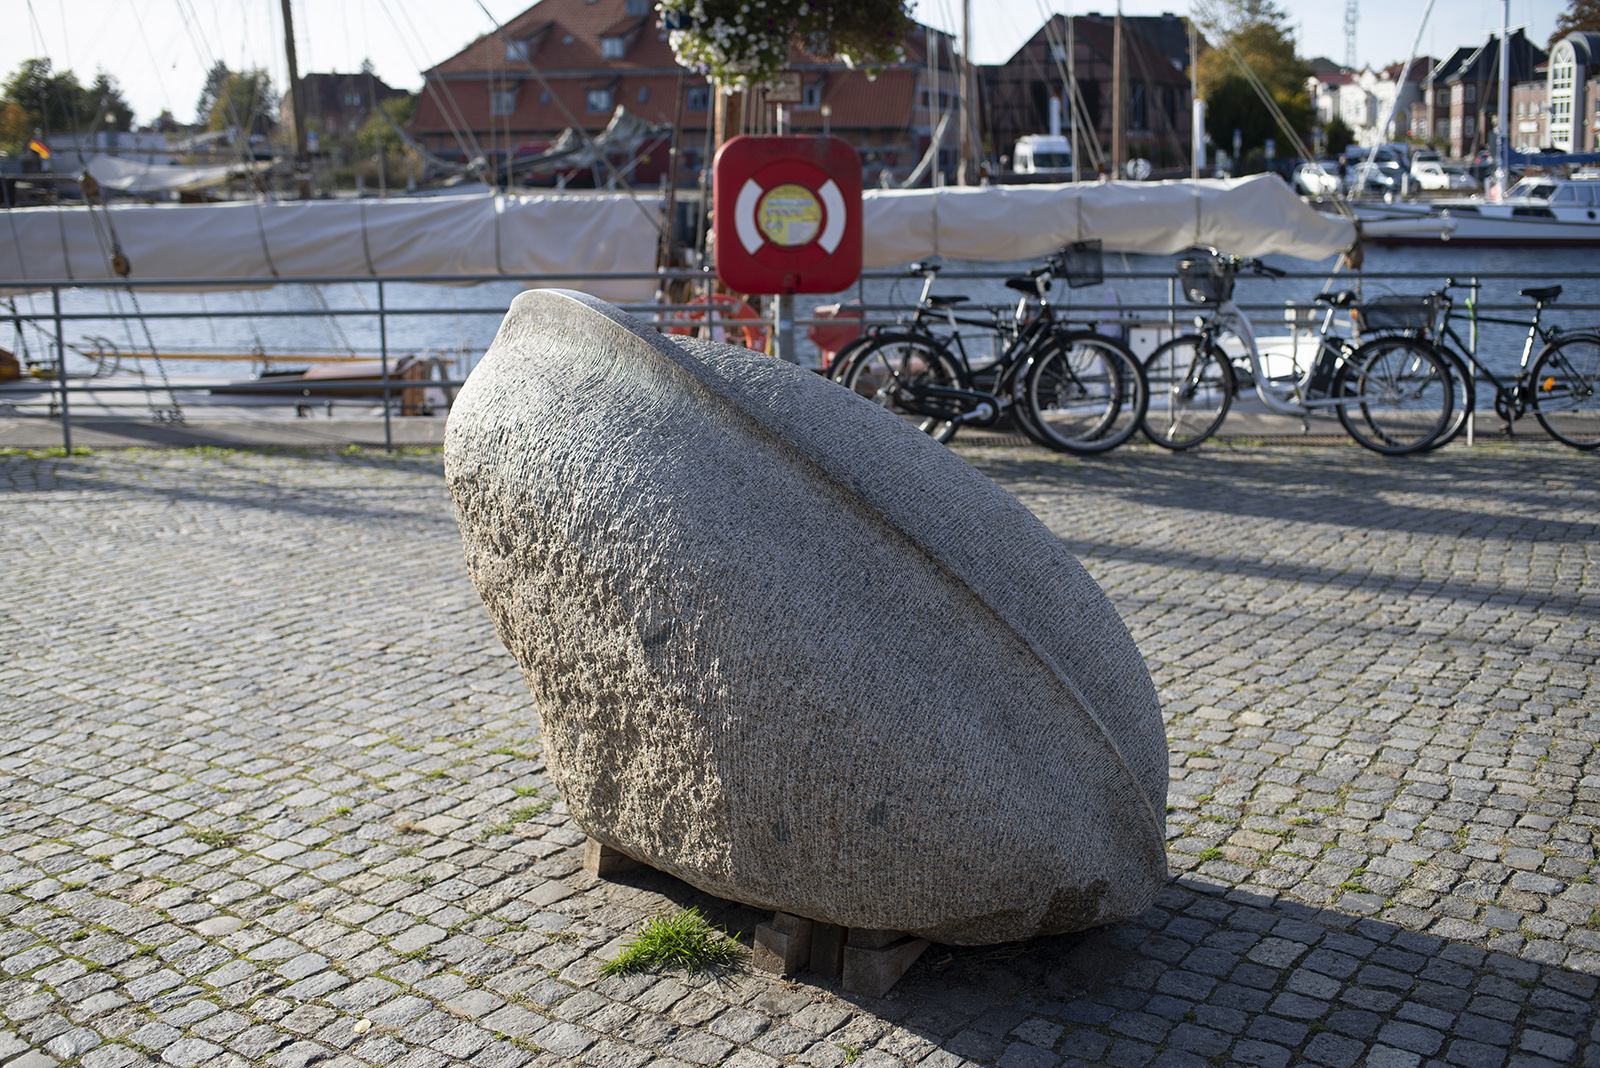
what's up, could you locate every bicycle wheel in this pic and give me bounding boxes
[1530,333,1600,449]
[1333,336,1454,455]
[824,333,877,381]
[1023,332,1148,454]
[1140,334,1234,450]
[836,333,965,443]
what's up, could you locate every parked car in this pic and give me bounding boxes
[1293,160,1341,195]
[1412,161,1482,191]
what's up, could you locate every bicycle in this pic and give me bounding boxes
[834,244,1150,455]
[1139,252,1456,455]
[1356,280,1600,451]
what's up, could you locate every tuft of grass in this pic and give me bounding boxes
[426,770,448,780]
[1586,910,1600,931]
[599,908,744,977]
[334,806,352,816]
[192,828,240,849]
[513,786,541,797]
[1197,848,1223,863]
[839,1044,861,1064]
[511,801,552,821]
[480,823,514,840]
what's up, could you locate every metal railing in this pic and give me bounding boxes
[5,266,1599,450]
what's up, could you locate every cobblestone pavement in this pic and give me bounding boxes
[1,442,1596,1068]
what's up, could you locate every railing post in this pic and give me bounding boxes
[1467,276,1478,447]
[53,286,70,451]
[378,280,392,452]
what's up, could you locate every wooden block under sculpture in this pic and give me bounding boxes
[444,289,1168,946]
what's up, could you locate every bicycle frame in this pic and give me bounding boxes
[1198,297,1354,415]
[1431,285,1561,420]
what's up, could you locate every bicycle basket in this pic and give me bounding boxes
[1056,240,1104,289]
[1355,295,1437,333]
[1176,256,1234,304]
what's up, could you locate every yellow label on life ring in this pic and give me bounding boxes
[757,184,822,247]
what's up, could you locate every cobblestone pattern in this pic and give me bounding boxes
[0,443,1595,1068]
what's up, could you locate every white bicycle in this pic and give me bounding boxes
[1139,251,1457,456]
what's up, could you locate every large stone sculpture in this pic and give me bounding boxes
[446,289,1167,947]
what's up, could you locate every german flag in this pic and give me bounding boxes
[28,139,50,159]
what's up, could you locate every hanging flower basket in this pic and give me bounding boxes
[658,0,914,92]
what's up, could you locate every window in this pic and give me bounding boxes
[506,41,529,63]
[344,92,362,107]
[587,87,613,112]
[920,89,953,109]
[687,86,711,110]
[601,37,626,58]
[637,85,650,103]
[624,0,648,13]
[491,89,517,116]
[1465,84,1476,103]
[540,89,550,105]
[800,82,821,108]
[1050,43,1067,62]
[1464,115,1475,136]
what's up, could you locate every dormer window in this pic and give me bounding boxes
[507,41,529,62]
[801,82,822,108]
[601,37,626,58]
[624,0,649,13]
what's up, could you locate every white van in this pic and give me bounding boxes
[1013,135,1074,176]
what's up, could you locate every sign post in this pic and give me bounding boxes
[713,136,863,365]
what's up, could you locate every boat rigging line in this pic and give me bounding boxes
[468,0,665,235]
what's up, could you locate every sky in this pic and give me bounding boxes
[1,0,1576,129]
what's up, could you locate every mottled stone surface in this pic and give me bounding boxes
[444,289,1168,943]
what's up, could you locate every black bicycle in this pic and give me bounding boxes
[1355,280,1600,450]
[833,244,1149,454]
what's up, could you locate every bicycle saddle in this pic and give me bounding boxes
[1312,290,1358,307]
[1519,285,1561,302]
[1005,277,1050,294]
[925,294,969,307]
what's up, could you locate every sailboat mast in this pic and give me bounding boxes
[280,0,311,197]
[1069,14,1080,183]
[1112,4,1125,178]
[959,0,972,184]
[1494,0,1509,199]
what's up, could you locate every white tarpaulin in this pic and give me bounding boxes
[0,191,660,300]
[86,154,270,195]
[860,174,1357,265]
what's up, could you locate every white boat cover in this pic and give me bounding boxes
[860,175,1356,266]
[85,154,271,195]
[0,192,662,300]
[1,174,1354,297]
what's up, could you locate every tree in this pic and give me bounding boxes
[1551,0,1600,47]
[195,61,231,126]
[1193,0,1311,156]
[356,95,416,157]
[87,71,133,132]
[203,69,276,136]
[657,0,915,90]
[2,58,92,137]
[0,101,29,153]
[1325,116,1354,156]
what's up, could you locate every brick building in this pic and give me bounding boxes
[408,0,955,188]
[983,13,1194,174]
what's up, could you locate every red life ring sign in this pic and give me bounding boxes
[713,135,862,295]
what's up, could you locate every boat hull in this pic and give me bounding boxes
[1346,201,1600,246]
